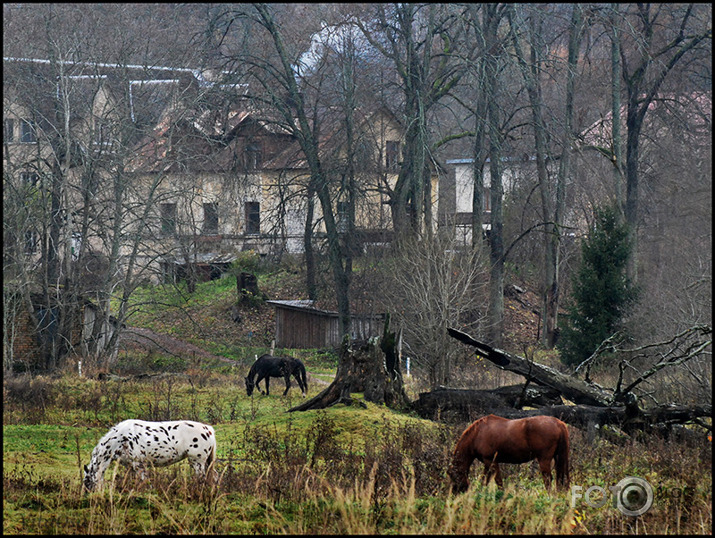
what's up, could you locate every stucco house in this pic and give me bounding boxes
[4,56,439,287]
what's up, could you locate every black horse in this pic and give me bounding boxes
[245,354,308,397]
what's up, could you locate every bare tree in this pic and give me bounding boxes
[3,4,206,372]
[609,4,711,282]
[355,4,466,238]
[380,233,490,389]
[508,4,585,348]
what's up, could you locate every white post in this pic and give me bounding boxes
[78,360,82,378]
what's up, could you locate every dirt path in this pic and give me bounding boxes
[120,326,240,366]
[119,326,330,385]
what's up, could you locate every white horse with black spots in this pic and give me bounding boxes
[83,419,217,492]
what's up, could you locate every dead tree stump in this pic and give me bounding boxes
[289,336,410,412]
[237,272,259,305]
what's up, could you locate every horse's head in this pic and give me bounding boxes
[245,376,254,396]
[82,463,99,493]
[447,462,470,494]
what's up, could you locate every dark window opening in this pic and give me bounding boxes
[4,119,15,142]
[95,120,112,145]
[203,202,219,235]
[245,142,263,170]
[386,140,400,171]
[21,119,36,143]
[245,201,260,235]
[161,203,177,235]
[20,171,39,187]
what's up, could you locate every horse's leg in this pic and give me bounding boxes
[295,373,306,395]
[493,463,503,488]
[131,461,147,483]
[256,374,267,395]
[264,375,270,395]
[283,373,291,395]
[537,457,553,490]
[190,457,211,484]
[482,462,497,486]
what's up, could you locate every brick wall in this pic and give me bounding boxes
[8,303,84,371]
[9,309,42,368]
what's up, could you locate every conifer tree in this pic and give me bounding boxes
[558,205,638,366]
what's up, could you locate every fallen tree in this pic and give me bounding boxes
[412,327,712,435]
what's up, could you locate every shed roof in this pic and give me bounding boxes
[267,299,385,320]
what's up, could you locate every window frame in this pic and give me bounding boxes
[245,201,260,235]
[245,141,263,171]
[20,119,37,143]
[160,203,177,236]
[202,202,219,235]
[385,140,400,171]
[4,118,15,143]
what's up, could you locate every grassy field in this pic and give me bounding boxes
[3,275,712,534]
[3,366,712,534]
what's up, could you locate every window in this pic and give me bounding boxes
[20,171,39,187]
[20,119,36,143]
[160,203,177,235]
[95,119,111,145]
[386,140,400,171]
[4,119,15,142]
[245,202,260,235]
[203,202,219,235]
[245,142,262,170]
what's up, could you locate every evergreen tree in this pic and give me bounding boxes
[558,205,638,366]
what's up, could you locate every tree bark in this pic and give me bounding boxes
[445,327,712,435]
[448,327,615,406]
[290,323,409,412]
[412,388,711,436]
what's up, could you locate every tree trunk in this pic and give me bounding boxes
[412,387,711,435]
[448,328,613,406]
[446,326,712,439]
[304,183,317,301]
[484,7,505,347]
[290,324,409,412]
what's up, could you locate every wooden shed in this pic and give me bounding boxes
[267,300,385,349]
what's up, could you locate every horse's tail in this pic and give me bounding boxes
[554,423,570,490]
[298,361,308,392]
[206,436,217,484]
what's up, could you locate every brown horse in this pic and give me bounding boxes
[448,414,570,493]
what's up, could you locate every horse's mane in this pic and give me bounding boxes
[456,414,498,453]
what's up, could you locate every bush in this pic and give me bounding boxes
[230,250,265,276]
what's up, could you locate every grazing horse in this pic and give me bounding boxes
[245,354,308,397]
[83,419,216,492]
[448,414,570,493]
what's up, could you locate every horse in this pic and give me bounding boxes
[83,419,216,492]
[448,414,570,493]
[244,354,308,397]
